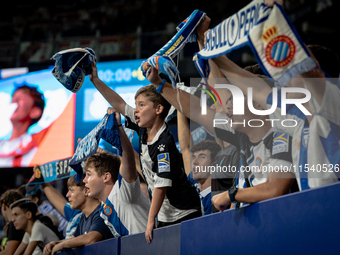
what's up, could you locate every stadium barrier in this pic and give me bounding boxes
[59,182,340,255]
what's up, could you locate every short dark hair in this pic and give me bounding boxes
[135,84,171,120]
[10,198,38,220]
[307,45,340,81]
[67,174,86,190]
[84,152,121,183]
[244,63,265,76]
[191,140,221,161]
[12,84,45,126]
[0,189,24,207]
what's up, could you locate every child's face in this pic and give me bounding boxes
[12,207,29,230]
[66,185,87,210]
[134,94,158,128]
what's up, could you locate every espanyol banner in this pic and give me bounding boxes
[142,9,205,87]
[27,157,75,185]
[152,9,205,59]
[197,0,271,59]
[27,122,131,185]
[195,1,316,86]
[248,4,316,86]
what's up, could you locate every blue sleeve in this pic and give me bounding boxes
[187,172,198,186]
[202,193,212,215]
[187,172,200,194]
[64,203,82,221]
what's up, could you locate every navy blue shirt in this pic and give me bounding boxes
[73,204,113,240]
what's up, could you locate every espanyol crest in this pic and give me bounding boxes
[263,26,296,68]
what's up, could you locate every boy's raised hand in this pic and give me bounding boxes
[107,107,121,125]
[197,15,211,47]
[89,63,99,83]
[264,0,284,7]
[142,64,163,85]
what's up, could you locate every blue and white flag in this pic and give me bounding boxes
[195,0,317,86]
[142,9,205,87]
[51,48,96,93]
[27,157,76,185]
[248,4,316,86]
[197,0,270,59]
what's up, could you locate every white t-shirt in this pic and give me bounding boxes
[22,220,60,255]
[100,173,150,237]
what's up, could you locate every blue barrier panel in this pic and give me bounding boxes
[180,182,340,255]
[58,247,82,255]
[80,237,120,255]
[58,237,120,255]
[120,223,181,255]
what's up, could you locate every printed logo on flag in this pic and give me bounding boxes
[263,26,296,68]
[35,169,41,178]
[157,153,170,173]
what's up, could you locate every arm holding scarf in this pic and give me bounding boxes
[144,66,217,135]
[107,108,137,184]
[177,110,193,177]
[196,16,271,109]
[141,10,206,87]
[40,182,68,218]
[196,15,236,111]
[299,49,327,106]
[212,55,272,110]
[90,63,127,116]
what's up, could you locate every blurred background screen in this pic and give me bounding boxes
[0,59,149,169]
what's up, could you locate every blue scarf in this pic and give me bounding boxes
[194,1,316,86]
[27,157,76,185]
[51,48,96,93]
[69,113,122,181]
[142,9,206,87]
[26,121,132,185]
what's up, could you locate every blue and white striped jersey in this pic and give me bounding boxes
[267,81,340,190]
[100,173,150,237]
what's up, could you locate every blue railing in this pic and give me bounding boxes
[59,181,340,255]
